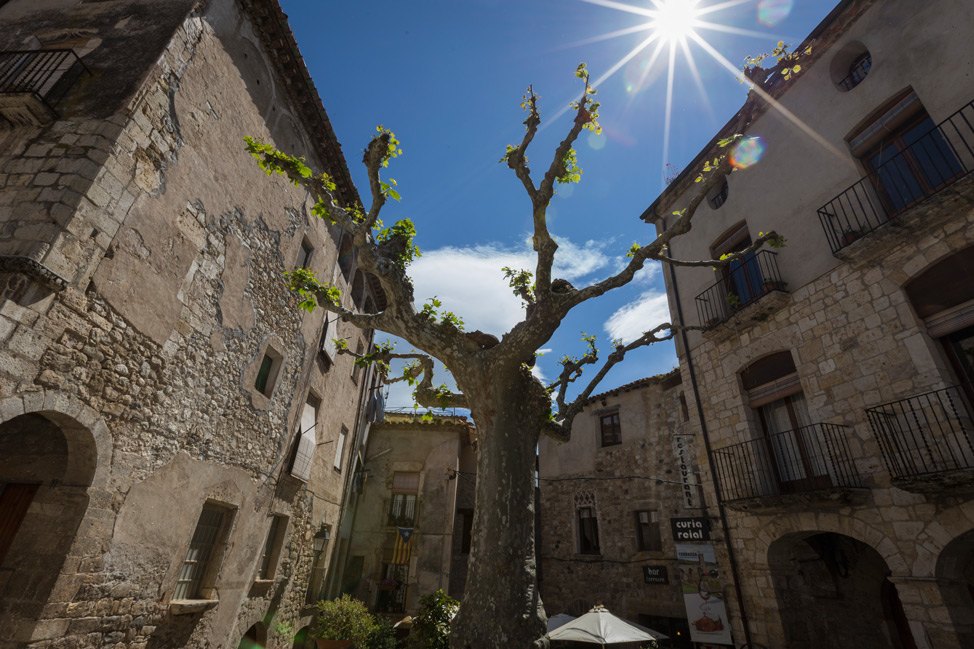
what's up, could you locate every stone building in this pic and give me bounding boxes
[538,371,704,648]
[641,0,974,647]
[0,1,380,648]
[338,411,476,617]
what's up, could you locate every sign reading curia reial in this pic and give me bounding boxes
[670,517,710,542]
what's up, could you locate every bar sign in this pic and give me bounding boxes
[642,565,668,584]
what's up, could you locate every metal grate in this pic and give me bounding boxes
[695,250,785,327]
[818,100,974,253]
[838,52,872,91]
[173,504,228,600]
[0,49,89,113]
[866,384,974,480]
[713,423,862,503]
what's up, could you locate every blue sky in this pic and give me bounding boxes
[280,0,838,407]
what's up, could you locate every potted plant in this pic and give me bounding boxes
[761,279,785,293]
[313,594,377,649]
[378,578,398,591]
[840,228,862,246]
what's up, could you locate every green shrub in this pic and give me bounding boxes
[313,594,377,646]
[365,617,397,649]
[407,590,459,649]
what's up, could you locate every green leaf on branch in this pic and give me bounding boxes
[284,267,340,312]
[626,242,641,258]
[556,147,583,184]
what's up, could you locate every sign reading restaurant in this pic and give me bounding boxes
[670,517,710,542]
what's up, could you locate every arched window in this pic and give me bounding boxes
[337,234,354,282]
[350,271,365,309]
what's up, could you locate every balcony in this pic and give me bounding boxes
[865,384,974,493]
[818,100,974,254]
[0,49,90,126]
[713,423,865,509]
[695,250,787,329]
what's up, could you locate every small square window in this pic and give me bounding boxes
[298,238,314,269]
[600,412,621,447]
[257,515,288,580]
[635,510,662,552]
[254,347,282,397]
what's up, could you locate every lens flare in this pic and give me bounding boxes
[757,0,793,27]
[587,131,607,150]
[730,136,765,168]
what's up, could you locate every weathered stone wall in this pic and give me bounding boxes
[0,1,374,648]
[538,373,706,625]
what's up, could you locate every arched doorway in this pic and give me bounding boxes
[0,411,97,644]
[292,625,314,649]
[936,530,974,647]
[238,622,267,649]
[768,532,916,649]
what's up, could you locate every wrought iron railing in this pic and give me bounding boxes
[695,250,785,327]
[713,423,862,503]
[818,100,974,253]
[865,384,974,480]
[0,49,89,114]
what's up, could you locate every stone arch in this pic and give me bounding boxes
[935,529,974,648]
[766,530,915,649]
[292,625,314,649]
[0,391,113,490]
[238,621,268,649]
[0,391,112,646]
[751,513,908,575]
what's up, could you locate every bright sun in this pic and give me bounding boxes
[650,0,701,43]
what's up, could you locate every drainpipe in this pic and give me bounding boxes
[666,261,755,649]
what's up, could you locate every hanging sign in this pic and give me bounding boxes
[670,517,710,542]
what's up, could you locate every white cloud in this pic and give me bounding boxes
[603,290,672,343]
[407,236,611,336]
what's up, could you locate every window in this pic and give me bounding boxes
[351,271,366,310]
[333,426,347,472]
[850,92,963,216]
[831,42,872,92]
[599,412,621,447]
[254,347,282,397]
[320,314,338,365]
[376,563,408,613]
[173,502,233,601]
[635,510,662,552]
[389,472,419,526]
[257,515,287,580]
[707,178,729,209]
[711,222,764,308]
[290,397,318,482]
[742,352,831,493]
[577,506,600,555]
[298,237,314,269]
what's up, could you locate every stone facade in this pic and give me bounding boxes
[538,371,704,645]
[644,0,974,647]
[338,412,475,618]
[0,2,377,648]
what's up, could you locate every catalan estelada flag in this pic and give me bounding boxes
[392,527,413,565]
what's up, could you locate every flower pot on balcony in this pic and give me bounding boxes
[840,230,862,246]
[761,280,784,293]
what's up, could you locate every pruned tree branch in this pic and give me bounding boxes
[340,346,469,410]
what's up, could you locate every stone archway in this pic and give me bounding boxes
[0,408,100,648]
[238,621,268,649]
[767,531,916,649]
[936,529,974,648]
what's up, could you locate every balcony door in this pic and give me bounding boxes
[711,223,763,309]
[757,393,832,493]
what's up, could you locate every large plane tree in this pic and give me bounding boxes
[248,47,800,649]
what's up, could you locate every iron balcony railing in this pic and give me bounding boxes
[695,250,784,327]
[713,423,863,503]
[865,384,974,480]
[0,49,90,114]
[818,100,974,253]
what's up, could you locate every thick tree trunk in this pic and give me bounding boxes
[450,371,549,649]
